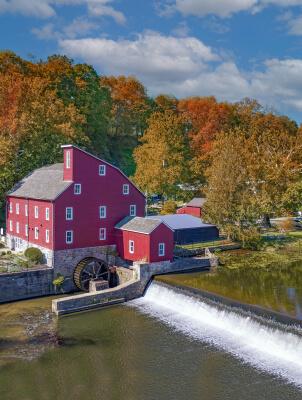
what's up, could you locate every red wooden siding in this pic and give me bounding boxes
[116,223,174,263]
[54,146,146,250]
[6,197,54,249]
[176,206,201,218]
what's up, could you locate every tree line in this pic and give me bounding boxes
[1,51,302,242]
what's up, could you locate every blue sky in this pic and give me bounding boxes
[1,1,302,122]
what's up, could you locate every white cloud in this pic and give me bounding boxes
[0,0,126,23]
[59,31,302,116]
[0,0,55,18]
[32,17,97,40]
[165,0,302,18]
[31,23,59,39]
[59,31,219,82]
[87,0,126,24]
[287,14,302,34]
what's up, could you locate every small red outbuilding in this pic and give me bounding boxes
[115,217,174,263]
[176,197,206,218]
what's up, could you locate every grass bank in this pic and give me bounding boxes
[219,231,302,270]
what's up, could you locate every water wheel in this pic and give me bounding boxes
[73,257,109,291]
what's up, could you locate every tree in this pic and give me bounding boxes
[0,74,87,207]
[178,97,234,185]
[242,112,302,226]
[133,110,190,197]
[100,76,151,174]
[203,128,259,240]
[161,200,178,215]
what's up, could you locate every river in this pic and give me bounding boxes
[1,267,302,399]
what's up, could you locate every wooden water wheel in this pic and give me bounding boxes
[73,257,109,291]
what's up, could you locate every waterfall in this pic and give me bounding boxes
[131,281,302,387]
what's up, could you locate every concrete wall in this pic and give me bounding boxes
[0,268,54,303]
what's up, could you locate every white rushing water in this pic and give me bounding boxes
[131,282,302,387]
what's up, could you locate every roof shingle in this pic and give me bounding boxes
[8,164,72,200]
[115,216,164,234]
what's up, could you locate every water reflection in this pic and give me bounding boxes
[158,262,302,319]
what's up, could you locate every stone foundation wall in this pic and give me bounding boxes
[6,234,54,267]
[0,268,55,303]
[53,245,119,292]
[52,256,211,315]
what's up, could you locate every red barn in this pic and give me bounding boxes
[176,197,206,218]
[115,217,174,263]
[6,145,146,268]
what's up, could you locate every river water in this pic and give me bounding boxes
[1,271,302,399]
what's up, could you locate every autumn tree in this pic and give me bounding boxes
[100,76,151,173]
[203,129,259,241]
[0,73,86,207]
[178,97,234,185]
[133,110,190,197]
[240,111,302,226]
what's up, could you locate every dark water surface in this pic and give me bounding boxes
[0,294,302,400]
[158,262,302,319]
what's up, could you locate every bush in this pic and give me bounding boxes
[278,218,294,233]
[160,200,178,215]
[24,247,43,264]
[53,274,65,287]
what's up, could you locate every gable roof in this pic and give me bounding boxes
[147,214,216,230]
[115,216,169,234]
[62,144,146,198]
[8,164,72,201]
[186,197,206,208]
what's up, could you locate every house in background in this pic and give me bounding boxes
[115,216,174,263]
[147,214,219,245]
[176,197,206,218]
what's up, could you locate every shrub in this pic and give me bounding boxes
[278,218,295,233]
[53,274,65,287]
[24,247,43,264]
[160,200,177,215]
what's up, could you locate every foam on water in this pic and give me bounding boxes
[131,282,302,387]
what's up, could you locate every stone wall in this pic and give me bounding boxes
[52,256,211,315]
[6,234,54,266]
[0,268,55,303]
[53,245,119,292]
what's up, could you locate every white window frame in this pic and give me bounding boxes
[9,220,13,232]
[9,202,13,214]
[99,164,106,176]
[99,228,106,241]
[129,240,134,254]
[25,204,28,217]
[34,206,39,219]
[34,227,39,240]
[99,206,107,219]
[66,207,73,221]
[66,230,73,244]
[16,203,19,215]
[123,184,130,195]
[45,229,50,243]
[130,204,136,217]
[74,183,81,195]
[16,222,19,234]
[66,150,71,169]
[25,224,28,237]
[45,207,50,221]
[158,242,165,257]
